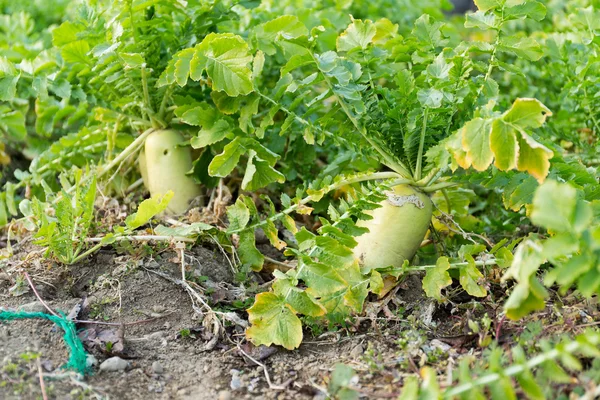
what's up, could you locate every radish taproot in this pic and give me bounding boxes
[353,184,432,272]
[138,130,201,215]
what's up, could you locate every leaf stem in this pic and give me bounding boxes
[421,181,459,193]
[309,53,412,179]
[228,172,406,234]
[415,108,429,181]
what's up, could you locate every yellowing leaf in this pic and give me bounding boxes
[516,132,552,182]
[125,191,173,230]
[273,279,326,317]
[490,119,518,170]
[246,292,303,350]
[503,98,552,129]
[422,257,453,301]
[460,118,493,171]
[450,98,553,182]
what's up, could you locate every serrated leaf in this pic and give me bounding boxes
[208,137,245,177]
[190,119,230,148]
[273,278,326,316]
[254,16,308,55]
[239,229,264,271]
[226,197,250,232]
[246,292,303,350]
[460,118,493,171]
[412,14,448,49]
[125,192,174,230]
[0,57,19,101]
[337,17,377,52]
[61,40,90,64]
[530,180,577,232]
[193,34,253,96]
[505,1,546,21]
[474,0,504,12]
[418,88,443,108]
[154,222,214,237]
[0,110,27,141]
[465,11,498,30]
[499,36,543,61]
[423,257,453,301]
[242,150,285,191]
[459,259,487,297]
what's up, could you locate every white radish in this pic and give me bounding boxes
[138,130,201,215]
[353,184,432,272]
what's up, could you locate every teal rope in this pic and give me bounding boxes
[0,310,89,375]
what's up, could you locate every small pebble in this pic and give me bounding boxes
[218,390,232,400]
[86,355,99,368]
[99,356,129,372]
[152,361,164,374]
[350,344,364,359]
[18,301,47,314]
[430,339,451,352]
[229,369,242,390]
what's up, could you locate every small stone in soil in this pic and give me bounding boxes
[152,361,164,374]
[350,343,364,359]
[218,390,232,400]
[86,355,98,368]
[18,301,47,314]
[229,369,242,390]
[99,356,129,372]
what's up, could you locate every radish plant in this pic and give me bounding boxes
[1,0,598,359]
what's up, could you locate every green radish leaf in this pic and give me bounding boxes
[208,137,245,177]
[242,150,285,191]
[418,89,443,108]
[459,259,487,297]
[473,0,504,12]
[119,53,145,68]
[498,36,543,61]
[125,191,174,230]
[238,229,264,271]
[190,119,230,148]
[530,180,578,232]
[465,11,498,30]
[246,292,303,350]
[336,17,377,52]
[412,14,448,49]
[154,222,214,238]
[254,16,308,55]
[422,257,453,301]
[0,57,19,101]
[0,109,27,141]
[193,33,254,96]
[60,40,91,64]
[226,197,250,232]
[52,21,82,46]
[504,1,546,22]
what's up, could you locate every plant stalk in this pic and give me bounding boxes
[415,108,429,181]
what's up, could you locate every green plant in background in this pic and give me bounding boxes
[0,0,599,398]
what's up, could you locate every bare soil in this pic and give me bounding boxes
[0,243,540,399]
